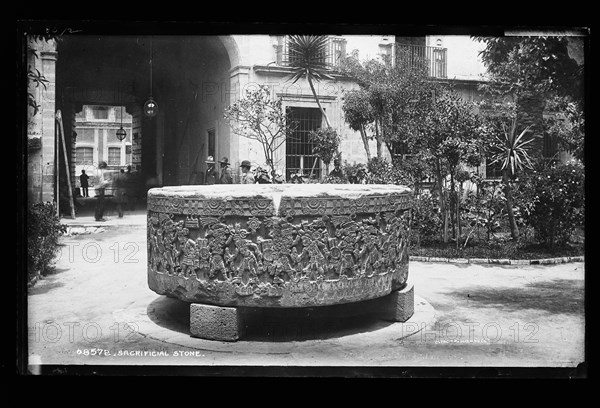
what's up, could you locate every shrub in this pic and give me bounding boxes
[253,166,285,184]
[308,127,340,172]
[320,175,346,184]
[342,161,368,184]
[410,194,442,246]
[461,182,507,242]
[27,202,67,283]
[519,161,585,247]
[365,157,403,184]
[365,157,415,185]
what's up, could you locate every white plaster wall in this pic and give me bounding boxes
[344,35,393,61]
[230,35,276,66]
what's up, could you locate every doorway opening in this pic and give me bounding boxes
[73,104,133,197]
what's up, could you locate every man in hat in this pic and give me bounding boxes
[219,157,233,184]
[204,156,218,185]
[329,158,345,180]
[240,160,255,184]
[79,169,90,197]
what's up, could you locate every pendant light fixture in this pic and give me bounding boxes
[116,80,127,141]
[144,36,158,118]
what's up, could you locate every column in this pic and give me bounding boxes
[127,104,143,173]
[27,38,57,203]
[228,65,251,172]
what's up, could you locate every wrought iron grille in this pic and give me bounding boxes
[285,107,322,180]
[393,43,447,79]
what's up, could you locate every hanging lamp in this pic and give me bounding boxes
[116,80,127,141]
[144,36,158,118]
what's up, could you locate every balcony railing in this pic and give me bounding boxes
[274,38,446,79]
[278,36,347,70]
[392,43,447,79]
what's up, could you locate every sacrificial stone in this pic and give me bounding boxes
[147,184,413,308]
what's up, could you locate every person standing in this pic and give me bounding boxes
[219,157,233,184]
[124,165,136,211]
[94,162,109,222]
[329,158,345,179]
[79,169,90,197]
[114,168,126,218]
[240,160,255,184]
[204,156,218,185]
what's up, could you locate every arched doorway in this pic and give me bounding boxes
[54,35,235,214]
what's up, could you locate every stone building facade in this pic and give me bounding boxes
[72,105,133,195]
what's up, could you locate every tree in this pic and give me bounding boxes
[340,52,484,243]
[224,86,296,178]
[544,96,585,163]
[286,35,335,129]
[474,36,583,160]
[486,117,535,240]
[308,127,340,176]
[410,89,484,243]
[341,88,373,161]
[340,50,437,160]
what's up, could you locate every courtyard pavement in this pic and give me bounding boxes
[26,211,586,375]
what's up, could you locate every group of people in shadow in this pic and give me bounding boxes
[83,164,139,222]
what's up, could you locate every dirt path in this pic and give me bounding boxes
[27,225,585,370]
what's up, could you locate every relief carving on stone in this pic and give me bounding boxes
[147,193,411,304]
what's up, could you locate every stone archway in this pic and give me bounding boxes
[26,34,242,214]
[218,35,241,69]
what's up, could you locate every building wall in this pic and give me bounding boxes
[27,37,57,204]
[226,34,395,179]
[156,37,233,186]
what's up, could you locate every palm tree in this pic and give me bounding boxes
[286,35,334,128]
[488,119,535,240]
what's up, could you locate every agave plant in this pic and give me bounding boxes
[286,35,334,128]
[488,119,534,178]
[487,118,534,240]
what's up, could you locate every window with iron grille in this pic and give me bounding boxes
[286,107,322,180]
[108,147,121,166]
[76,147,94,165]
[394,43,447,79]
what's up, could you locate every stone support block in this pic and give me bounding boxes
[379,282,415,323]
[190,303,245,341]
